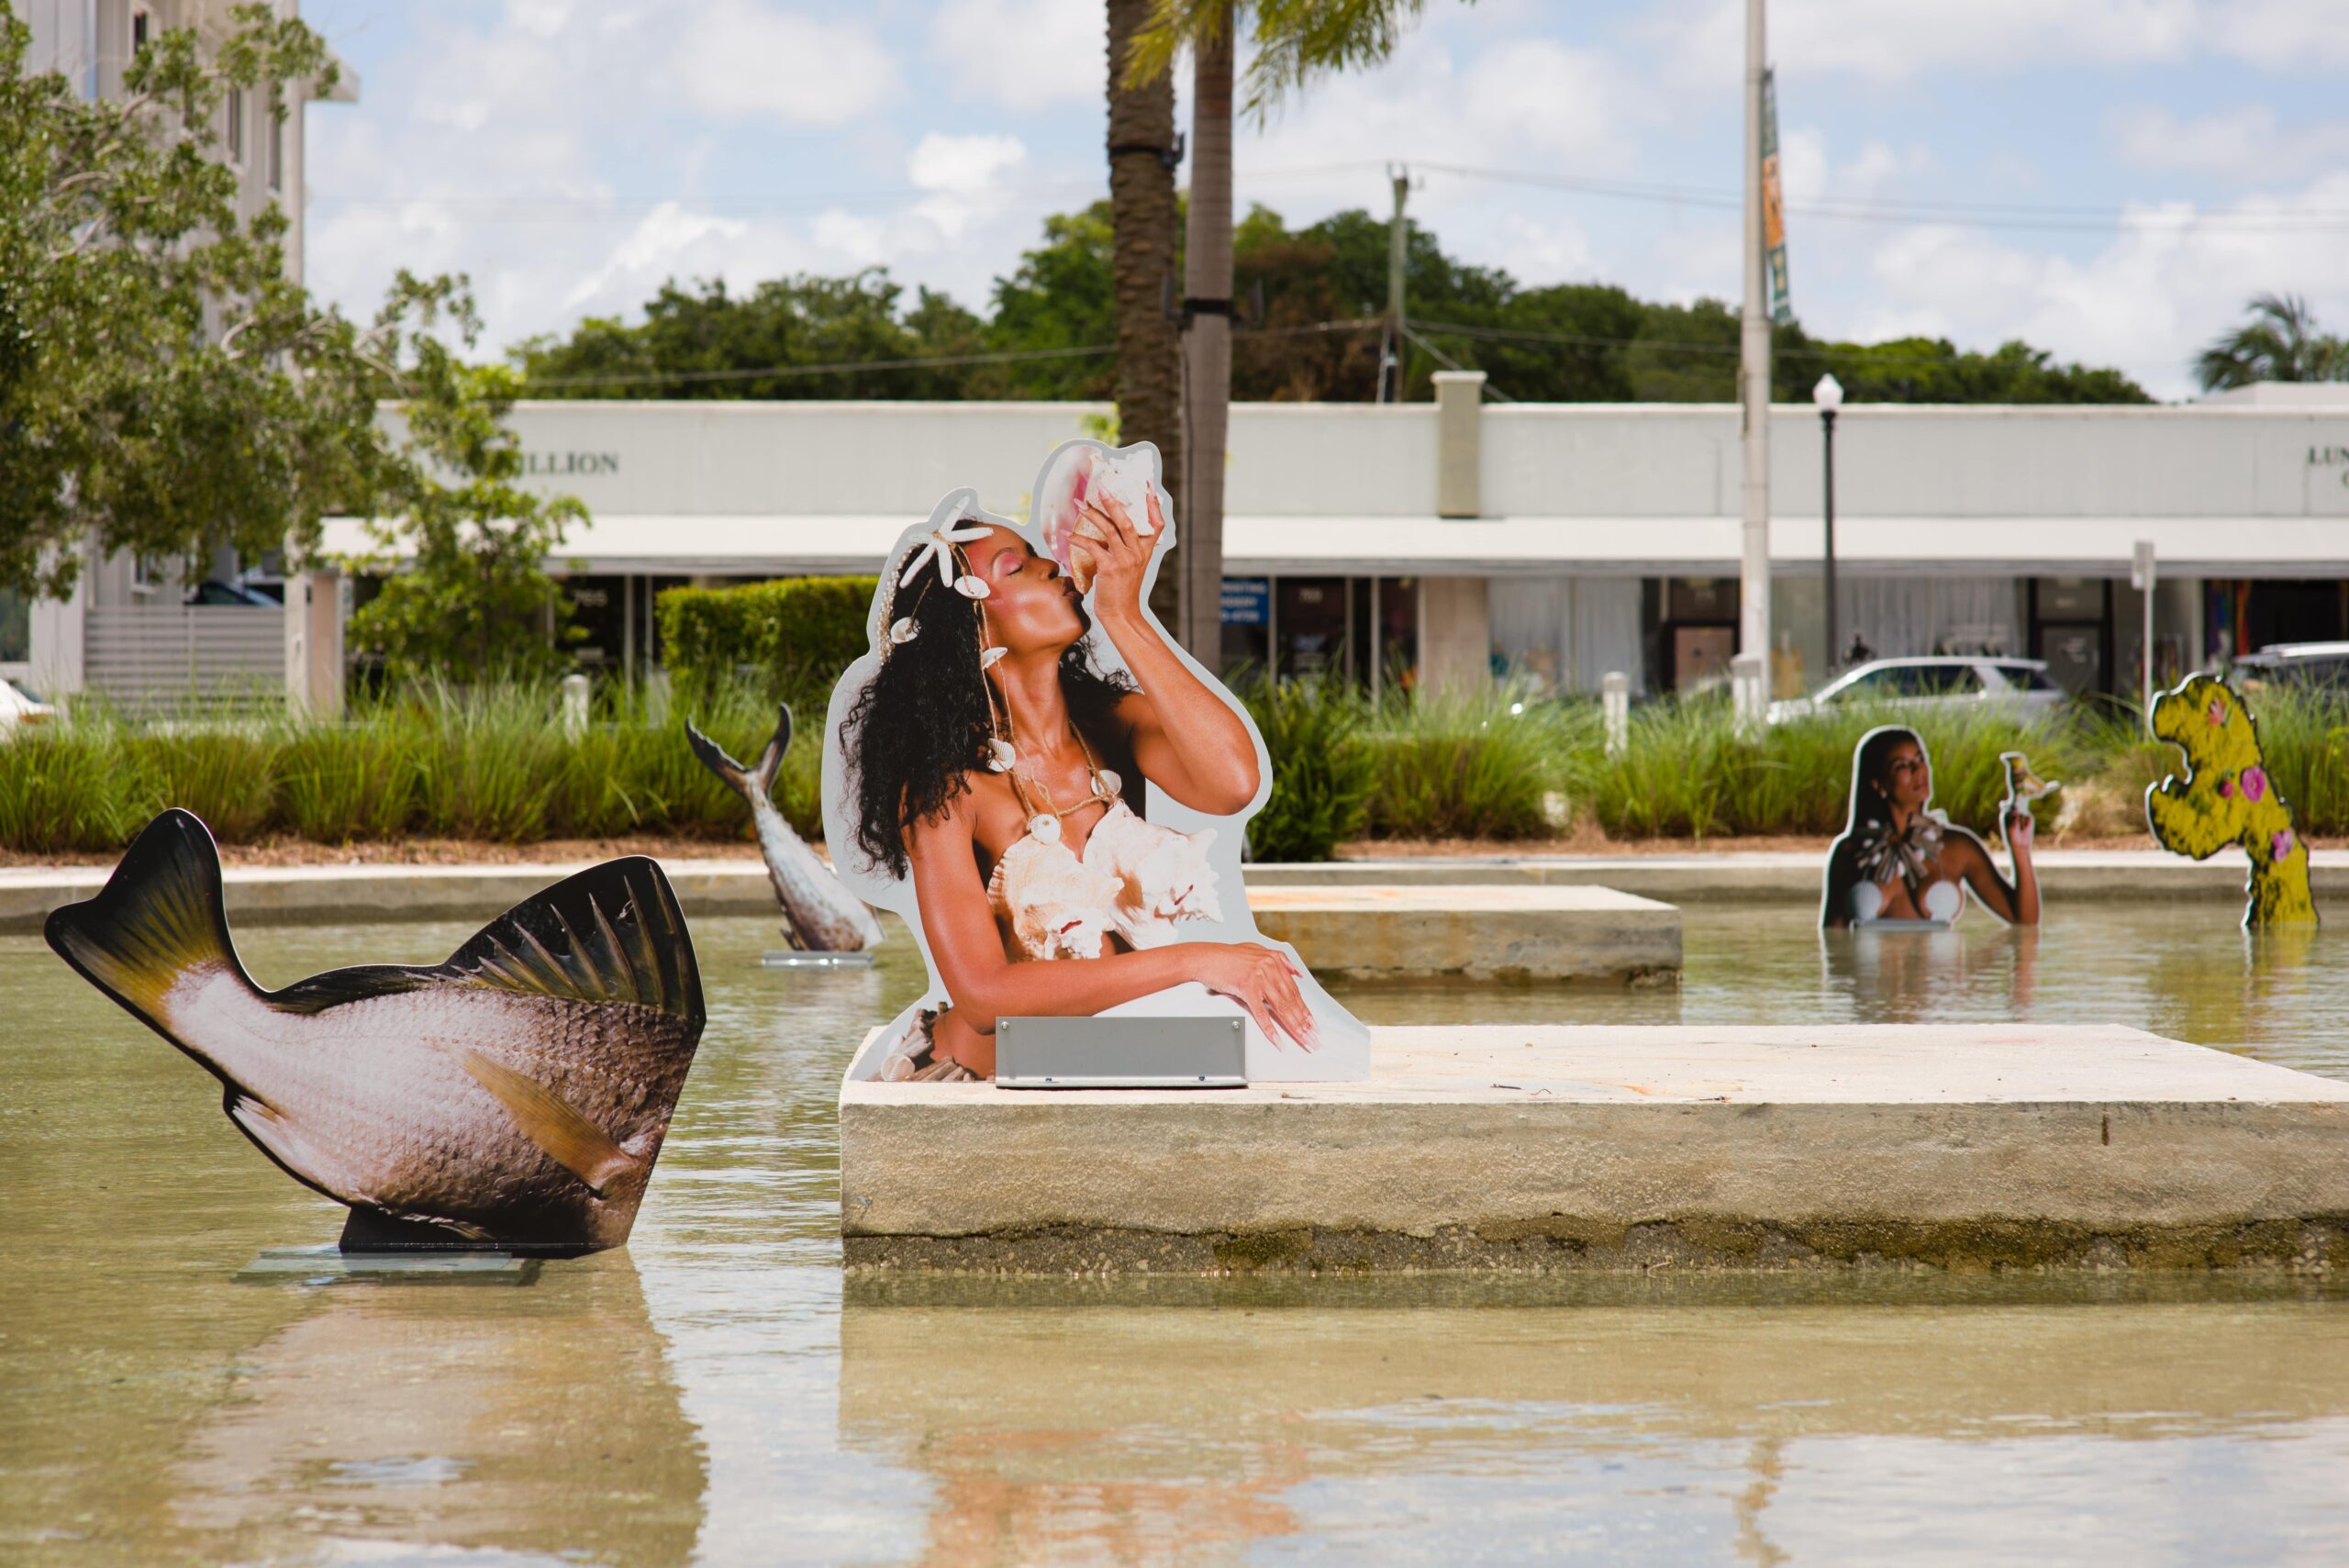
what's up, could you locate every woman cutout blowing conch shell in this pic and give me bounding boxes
[821,439,1369,1084]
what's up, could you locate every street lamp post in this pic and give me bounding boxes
[1813,373,1843,675]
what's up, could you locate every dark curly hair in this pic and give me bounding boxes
[843,535,1137,880]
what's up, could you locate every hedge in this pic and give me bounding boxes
[656,576,877,711]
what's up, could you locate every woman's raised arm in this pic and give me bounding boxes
[1079,488,1260,816]
[1952,817,2040,926]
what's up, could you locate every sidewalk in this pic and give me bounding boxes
[4,848,2341,933]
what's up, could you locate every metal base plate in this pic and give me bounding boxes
[236,1245,541,1284]
[763,950,877,969]
[994,1015,1248,1089]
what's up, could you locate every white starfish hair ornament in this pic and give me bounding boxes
[898,521,991,590]
[888,617,918,645]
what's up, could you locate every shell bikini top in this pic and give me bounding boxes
[984,751,1223,959]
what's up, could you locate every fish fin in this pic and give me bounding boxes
[266,963,441,1014]
[457,1048,638,1195]
[440,857,704,1025]
[685,720,751,794]
[228,1092,378,1207]
[752,704,791,796]
[45,808,261,1037]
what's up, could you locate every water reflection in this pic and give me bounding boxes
[174,1259,704,1567]
[840,1277,2349,1565]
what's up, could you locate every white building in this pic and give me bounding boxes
[327,380,2349,700]
[11,0,351,706]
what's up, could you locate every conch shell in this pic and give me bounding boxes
[994,838,1120,960]
[1087,807,1221,950]
[1037,447,1160,594]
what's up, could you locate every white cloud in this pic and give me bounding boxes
[1653,0,2346,86]
[908,131,1029,192]
[2109,105,2349,183]
[1850,173,2349,397]
[670,2,897,125]
[927,0,1100,112]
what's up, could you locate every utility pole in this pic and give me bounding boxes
[1736,0,1773,725]
[1379,164,1408,403]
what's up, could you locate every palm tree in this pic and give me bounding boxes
[1106,0,1183,528]
[2196,292,2347,392]
[1124,1,1458,666]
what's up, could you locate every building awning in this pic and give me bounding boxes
[321,513,2349,581]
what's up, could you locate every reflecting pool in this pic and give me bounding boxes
[4,906,2346,1565]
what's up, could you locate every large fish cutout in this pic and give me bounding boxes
[687,703,884,951]
[46,809,705,1252]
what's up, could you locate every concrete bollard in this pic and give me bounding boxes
[561,673,590,739]
[1602,671,1629,756]
[1731,653,1765,739]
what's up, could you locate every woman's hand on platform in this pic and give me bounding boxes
[1191,942,1318,1051]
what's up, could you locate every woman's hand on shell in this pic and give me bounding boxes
[1193,942,1319,1051]
[1081,491,1152,621]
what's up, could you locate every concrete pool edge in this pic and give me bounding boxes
[839,1024,2349,1275]
[5,849,2341,931]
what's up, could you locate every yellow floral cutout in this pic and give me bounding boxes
[2144,674,2318,926]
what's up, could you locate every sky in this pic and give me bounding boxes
[299,0,2349,401]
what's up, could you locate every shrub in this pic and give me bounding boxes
[1364,683,1574,840]
[656,576,876,713]
[1235,673,1375,862]
[127,728,279,842]
[0,721,161,854]
[273,717,418,843]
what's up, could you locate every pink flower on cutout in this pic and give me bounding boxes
[2217,775,2234,797]
[2242,766,2267,803]
[2273,828,2296,862]
[2207,698,2228,727]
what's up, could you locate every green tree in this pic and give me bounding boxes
[2196,292,2346,392]
[347,280,587,685]
[0,5,403,598]
[983,204,1119,398]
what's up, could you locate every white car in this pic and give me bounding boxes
[0,678,57,729]
[1767,657,2066,725]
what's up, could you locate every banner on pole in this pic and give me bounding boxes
[1761,67,1791,325]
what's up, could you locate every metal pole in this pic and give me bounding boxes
[1821,408,1837,674]
[1737,0,1773,723]
[1380,166,1408,404]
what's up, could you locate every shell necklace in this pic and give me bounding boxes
[1001,715,1120,846]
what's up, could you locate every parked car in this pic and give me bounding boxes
[0,677,56,728]
[1767,656,2066,725]
[185,578,283,606]
[2232,641,2349,695]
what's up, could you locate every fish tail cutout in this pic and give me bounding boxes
[458,1048,640,1195]
[267,856,704,1025]
[45,809,262,1048]
[685,719,752,798]
[753,703,791,798]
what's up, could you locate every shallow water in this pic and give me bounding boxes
[4,906,2347,1565]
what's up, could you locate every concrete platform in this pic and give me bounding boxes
[839,1024,2349,1273]
[1247,884,1679,982]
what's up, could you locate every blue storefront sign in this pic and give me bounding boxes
[1220,578,1270,626]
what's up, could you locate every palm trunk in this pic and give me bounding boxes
[1105,0,1183,628]
[1178,8,1233,671]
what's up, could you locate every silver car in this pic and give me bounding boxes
[1768,656,2066,725]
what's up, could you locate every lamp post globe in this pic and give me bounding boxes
[1813,374,1842,675]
